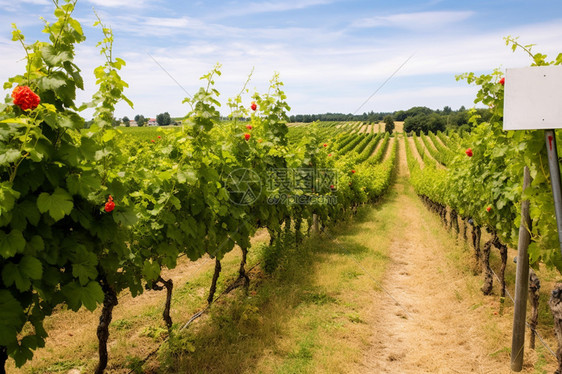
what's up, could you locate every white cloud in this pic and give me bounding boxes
[212,0,336,19]
[76,17,562,117]
[352,11,475,30]
[19,0,49,4]
[86,0,152,8]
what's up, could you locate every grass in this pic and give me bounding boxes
[10,193,395,374]
[159,194,398,373]
[415,200,559,372]
[118,125,182,142]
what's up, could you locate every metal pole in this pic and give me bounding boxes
[511,166,532,371]
[545,129,562,256]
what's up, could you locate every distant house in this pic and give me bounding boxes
[148,118,157,126]
[129,120,138,127]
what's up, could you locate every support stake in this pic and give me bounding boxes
[511,166,532,371]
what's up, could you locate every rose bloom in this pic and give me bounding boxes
[12,86,40,111]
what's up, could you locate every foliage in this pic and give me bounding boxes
[0,1,137,367]
[383,115,394,134]
[134,114,146,126]
[156,112,171,126]
[404,113,446,135]
[408,37,562,273]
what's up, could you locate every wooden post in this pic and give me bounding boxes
[549,284,562,374]
[528,269,540,349]
[511,166,532,371]
[313,213,319,233]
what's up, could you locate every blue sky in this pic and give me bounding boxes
[1,0,562,119]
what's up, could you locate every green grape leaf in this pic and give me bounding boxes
[71,247,98,286]
[113,207,138,226]
[0,148,21,166]
[37,187,73,221]
[2,256,42,291]
[67,172,101,198]
[0,290,26,346]
[142,260,160,283]
[0,229,26,258]
[62,281,104,311]
[41,45,72,67]
[177,168,197,185]
[12,344,34,368]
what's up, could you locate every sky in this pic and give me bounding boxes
[1,0,562,119]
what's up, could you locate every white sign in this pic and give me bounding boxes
[503,66,562,130]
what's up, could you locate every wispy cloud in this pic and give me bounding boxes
[352,11,475,30]
[86,0,152,8]
[212,0,336,19]
[20,0,50,4]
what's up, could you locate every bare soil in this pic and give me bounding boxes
[355,137,556,373]
[407,136,424,167]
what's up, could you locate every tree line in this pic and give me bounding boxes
[289,106,492,134]
[289,111,390,123]
[86,106,491,133]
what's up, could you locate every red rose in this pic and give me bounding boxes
[151,139,155,143]
[351,170,355,174]
[246,125,253,130]
[250,101,257,111]
[12,86,40,111]
[244,133,251,141]
[499,77,505,86]
[104,195,115,213]
[465,148,473,157]
[486,206,492,213]
[157,136,161,139]
[328,153,332,157]
[323,143,327,147]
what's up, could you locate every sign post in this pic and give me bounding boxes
[504,66,562,256]
[504,66,562,371]
[545,129,562,252]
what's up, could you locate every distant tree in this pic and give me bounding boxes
[383,115,395,134]
[442,106,452,114]
[405,106,433,118]
[156,112,171,126]
[122,116,130,127]
[404,113,445,135]
[134,114,146,127]
[112,117,120,127]
[393,110,407,121]
[163,112,171,125]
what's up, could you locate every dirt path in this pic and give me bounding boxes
[381,136,395,162]
[370,135,384,157]
[356,136,512,373]
[415,134,446,169]
[407,136,424,167]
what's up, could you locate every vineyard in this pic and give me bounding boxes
[2,1,562,374]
